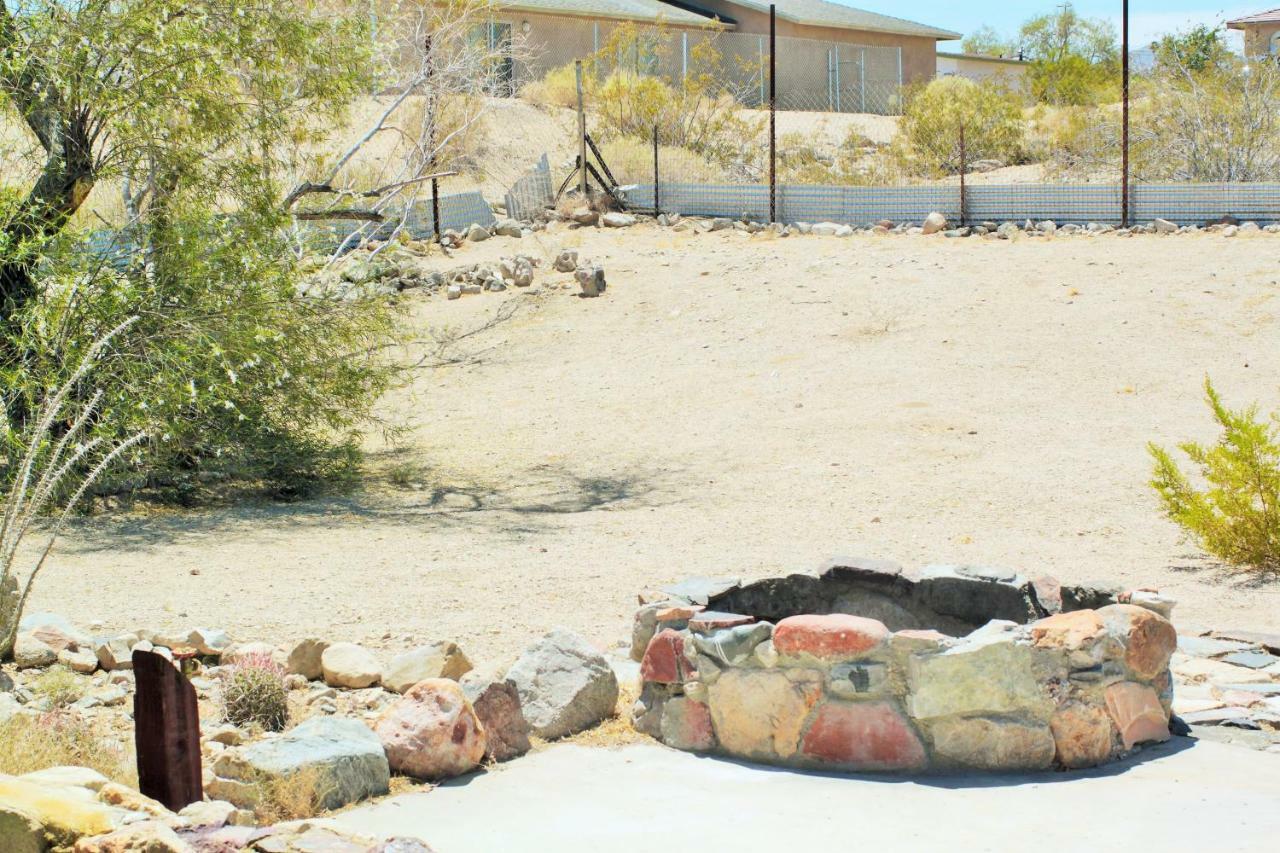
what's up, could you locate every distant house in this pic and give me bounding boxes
[492,0,959,111]
[935,51,1029,90]
[1227,8,1280,57]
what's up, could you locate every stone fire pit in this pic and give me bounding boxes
[631,558,1177,773]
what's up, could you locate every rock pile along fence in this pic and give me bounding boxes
[490,7,1280,227]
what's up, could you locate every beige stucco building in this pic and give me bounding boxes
[935,51,1029,91]
[1227,8,1280,57]
[492,0,959,111]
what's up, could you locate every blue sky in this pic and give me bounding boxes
[865,1,1265,48]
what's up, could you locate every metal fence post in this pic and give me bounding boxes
[682,32,688,82]
[833,45,841,111]
[576,61,587,199]
[769,4,777,223]
[958,121,967,227]
[1121,0,1131,227]
[859,48,866,112]
[653,124,660,215]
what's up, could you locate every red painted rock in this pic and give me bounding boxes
[1104,682,1170,750]
[1030,610,1106,651]
[660,696,716,751]
[640,630,697,684]
[774,614,889,659]
[800,700,926,771]
[1050,703,1116,768]
[374,678,486,780]
[1100,605,1177,680]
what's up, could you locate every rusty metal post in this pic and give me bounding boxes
[653,124,660,215]
[958,121,967,227]
[133,649,202,812]
[769,4,777,224]
[1121,0,1130,228]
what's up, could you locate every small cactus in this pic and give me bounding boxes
[221,653,289,731]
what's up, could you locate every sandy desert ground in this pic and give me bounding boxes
[29,224,1280,666]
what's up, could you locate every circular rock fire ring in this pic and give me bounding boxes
[631,557,1177,773]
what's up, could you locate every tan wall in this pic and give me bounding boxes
[680,0,938,84]
[1240,23,1280,57]
[936,55,1028,91]
[503,12,716,82]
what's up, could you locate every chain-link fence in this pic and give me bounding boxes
[469,11,1280,228]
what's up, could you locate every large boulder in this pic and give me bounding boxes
[14,632,56,668]
[19,612,91,653]
[287,638,330,681]
[505,628,619,739]
[462,674,532,762]
[922,212,948,235]
[381,642,473,694]
[321,643,381,689]
[211,716,389,810]
[374,679,486,780]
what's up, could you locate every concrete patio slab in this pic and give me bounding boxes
[334,738,1280,853]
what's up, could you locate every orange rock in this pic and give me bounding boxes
[1030,610,1106,650]
[656,604,704,623]
[1104,681,1170,750]
[1100,604,1177,680]
[1050,703,1116,768]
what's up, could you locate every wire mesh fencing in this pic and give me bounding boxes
[471,11,1280,228]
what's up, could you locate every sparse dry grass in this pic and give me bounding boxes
[29,665,86,709]
[252,764,332,823]
[0,712,137,785]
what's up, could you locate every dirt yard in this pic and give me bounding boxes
[34,225,1280,665]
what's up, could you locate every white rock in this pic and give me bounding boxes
[922,212,948,235]
[321,643,382,689]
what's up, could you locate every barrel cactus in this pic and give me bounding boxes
[221,653,289,731]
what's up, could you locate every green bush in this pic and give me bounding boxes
[1149,379,1280,572]
[4,206,405,501]
[893,77,1025,176]
[221,653,290,731]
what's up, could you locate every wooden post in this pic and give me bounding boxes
[133,650,203,812]
[576,60,588,199]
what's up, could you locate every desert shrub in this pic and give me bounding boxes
[29,665,86,709]
[1149,379,1280,572]
[520,63,582,110]
[533,23,764,181]
[252,764,332,823]
[1131,57,1280,182]
[0,712,136,783]
[1030,103,1121,180]
[221,653,289,731]
[892,77,1025,176]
